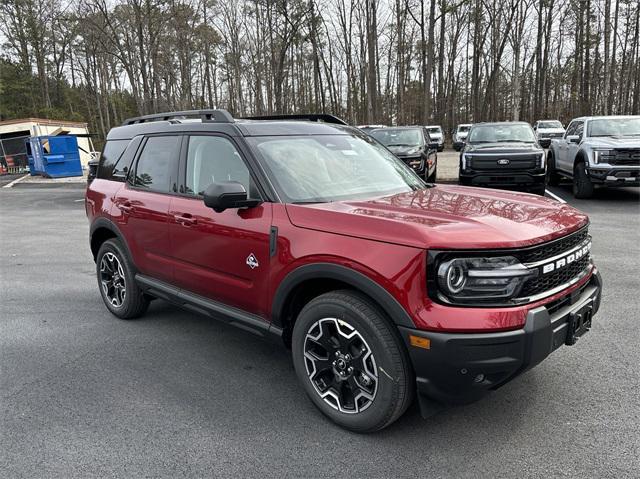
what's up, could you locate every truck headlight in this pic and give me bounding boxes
[592,149,612,164]
[435,256,536,303]
[538,153,546,169]
[461,153,472,170]
[405,147,421,155]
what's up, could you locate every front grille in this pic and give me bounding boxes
[518,227,589,264]
[470,155,538,171]
[521,255,590,297]
[606,149,640,166]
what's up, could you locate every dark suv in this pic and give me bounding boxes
[459,122,546,195]
[368,126,438,181]
[86,110,602,432]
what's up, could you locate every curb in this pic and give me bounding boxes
[11,181,86,189]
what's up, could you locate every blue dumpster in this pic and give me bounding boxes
[26,135,83,178]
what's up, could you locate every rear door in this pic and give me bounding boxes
[168,134,272,318]
[112,135,182,283]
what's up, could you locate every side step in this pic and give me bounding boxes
[135,274,283,342]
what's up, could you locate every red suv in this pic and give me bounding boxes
[86,110,602,432]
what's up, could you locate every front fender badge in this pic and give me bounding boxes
[246,253,259,269]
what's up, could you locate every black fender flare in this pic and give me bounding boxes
[271,263,416,329]
[89,217,135,266]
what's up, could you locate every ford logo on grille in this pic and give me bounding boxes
[497,158,510,165]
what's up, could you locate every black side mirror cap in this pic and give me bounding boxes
[203,181,261,213]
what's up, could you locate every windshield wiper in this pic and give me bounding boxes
[291,200,329,205]
[386,143,414,147]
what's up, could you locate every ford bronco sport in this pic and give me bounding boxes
[86,109,602,432]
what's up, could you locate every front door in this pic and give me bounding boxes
[168,134,272,318]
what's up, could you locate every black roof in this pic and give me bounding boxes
[109,109,354,140]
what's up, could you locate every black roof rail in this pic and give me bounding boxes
[241,113,348,126]
[121,109,234,126]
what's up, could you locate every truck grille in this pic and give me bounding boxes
[605,148,640,166]
[470,155,538,171]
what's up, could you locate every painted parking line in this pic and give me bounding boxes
[2,174,29,188]
[545,188,567,203]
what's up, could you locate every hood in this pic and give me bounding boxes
[457,132,469,138]
[386,145,422,156]
[429,133,443,140]
[464,142,543,154]
[285,185,588,250]
[585,137,640,148]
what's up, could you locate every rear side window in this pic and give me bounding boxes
[132,136,181,193]
[97,140,128,180]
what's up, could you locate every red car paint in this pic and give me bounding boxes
[87,179,592,333]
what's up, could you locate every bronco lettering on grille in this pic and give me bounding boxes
[540,242,591,274]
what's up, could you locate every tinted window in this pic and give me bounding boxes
[538,121,563,129]
[97,140,128,179]
[565,121,577,137]
[575,121,585,138]
[133,136,181,193]
[185,136,256,197]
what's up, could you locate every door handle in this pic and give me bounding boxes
[174,213,197,226]
[120,202,133,214]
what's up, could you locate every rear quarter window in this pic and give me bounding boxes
[97,140,129,181]
[97,138,143,182]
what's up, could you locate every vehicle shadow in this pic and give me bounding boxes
[555,182,640,202]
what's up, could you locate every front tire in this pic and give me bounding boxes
[427,165,437,183]
[572,162,594,199]
[291,291,414,433]
[546,151,561,186]
[96,239,149,319]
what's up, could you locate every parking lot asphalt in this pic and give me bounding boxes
[1,184,639,478]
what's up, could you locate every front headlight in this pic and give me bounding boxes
[435,256,536,303]
[592,149,612,164]
[538,152,546,169]
[405,147,421,155]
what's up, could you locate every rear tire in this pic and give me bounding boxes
[291,291,414,433]
[572,162,594,199]
[546,151,561,186]
[96,239,149,319]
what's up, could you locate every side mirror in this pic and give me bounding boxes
[203,181,261,213]
[567,135,580,144]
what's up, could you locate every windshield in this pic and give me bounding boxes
[538,121,563,129]
[588,117,640,137]
[427,127,442,135]
[247,134,425,203]
[467,124,536,143]
[369,128,424,147]
[457,125,470,133]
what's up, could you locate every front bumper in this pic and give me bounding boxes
[587,167,640,186]
[459,170,545,190]
[399,270,602,406]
